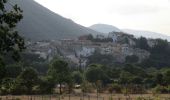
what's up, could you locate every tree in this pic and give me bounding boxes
[123,64,147,77]
[0,0,24,61]
[108,68,121,80]
[37,76,56,94]
[18,67,39,94]
[0,0,24,85]
[87,51,115,66]
[85,64,108,95]
[86,64,107,83]
[131,76,143,84]
[163,70,170,85]
[72,71,83,84]
[119,71,134,84]
[151,39,169,54]
[6,64,22,78]
[135,37,149,50]
[141,39,170,68]
[109,83,122,93]
[0,78,24,95]
[154,73,164,86]
[48,59,71,94]
[0,57,6,82]
[125,55,139,63]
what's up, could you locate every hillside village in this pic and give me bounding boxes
[26,32,152,67]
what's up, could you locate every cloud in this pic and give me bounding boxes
[109,5,161,15]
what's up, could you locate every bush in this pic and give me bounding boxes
[167,85,170,92]
[108,83,122,93]
[153,85,168,93]
[35,77,55,94]
[81,81,94,93]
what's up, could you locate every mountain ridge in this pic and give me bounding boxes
[11,0,100,41]
[89,24,121,34]
[89,24,170,41]
[122,29,170,41]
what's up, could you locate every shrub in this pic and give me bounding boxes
[153,85,168,93]
[81,81,94,93]
[13,98,21,100]
[108,83,122,93]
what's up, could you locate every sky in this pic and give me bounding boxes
[34,0,170,35]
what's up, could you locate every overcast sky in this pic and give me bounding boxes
[34,0,170,35]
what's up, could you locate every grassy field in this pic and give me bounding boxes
[1,94,170,100]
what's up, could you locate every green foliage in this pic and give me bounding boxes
[108,83,122,93]
[85,64,108,83]
[36,76,55,94]
[72,71,83,84]
[154,73,164,85]
[0,78,16,94]
[131,76,143,84]
[153,85,168,93]
[107,68,121,80]
[6,64,22,78]
[48,59,71,94]
[21,52,45,64]
[88,51,115,66]
[18,67,39,94]
[141,39,170,68]
[0,0,24,61]
[30,62,48,75]
[48,59,71,84]
[123,64,147,78]
[125,55,139,63]
[0,0,24,90]
[151,39,169,54]
[19,52,48,75]
[0,78,26,95]
[81,80,94,93]
[119,71,134,84]
[163,69,170,85]
[135,37,150,50]
[0,60,6,81]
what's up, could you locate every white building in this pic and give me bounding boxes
[76,47,95,57]
[101,47,112,54]
[108,32,118,43]
[121,45,133,56]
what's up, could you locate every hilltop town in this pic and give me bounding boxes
[26,32,154,67]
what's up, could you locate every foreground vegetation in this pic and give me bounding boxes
[1,58,170,95]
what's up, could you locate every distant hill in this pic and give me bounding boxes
[89,23,170,41]
[89,24,121,33]
[123,29,170,41]
[10,0,99,41]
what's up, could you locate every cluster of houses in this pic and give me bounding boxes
[26,32,154,67]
